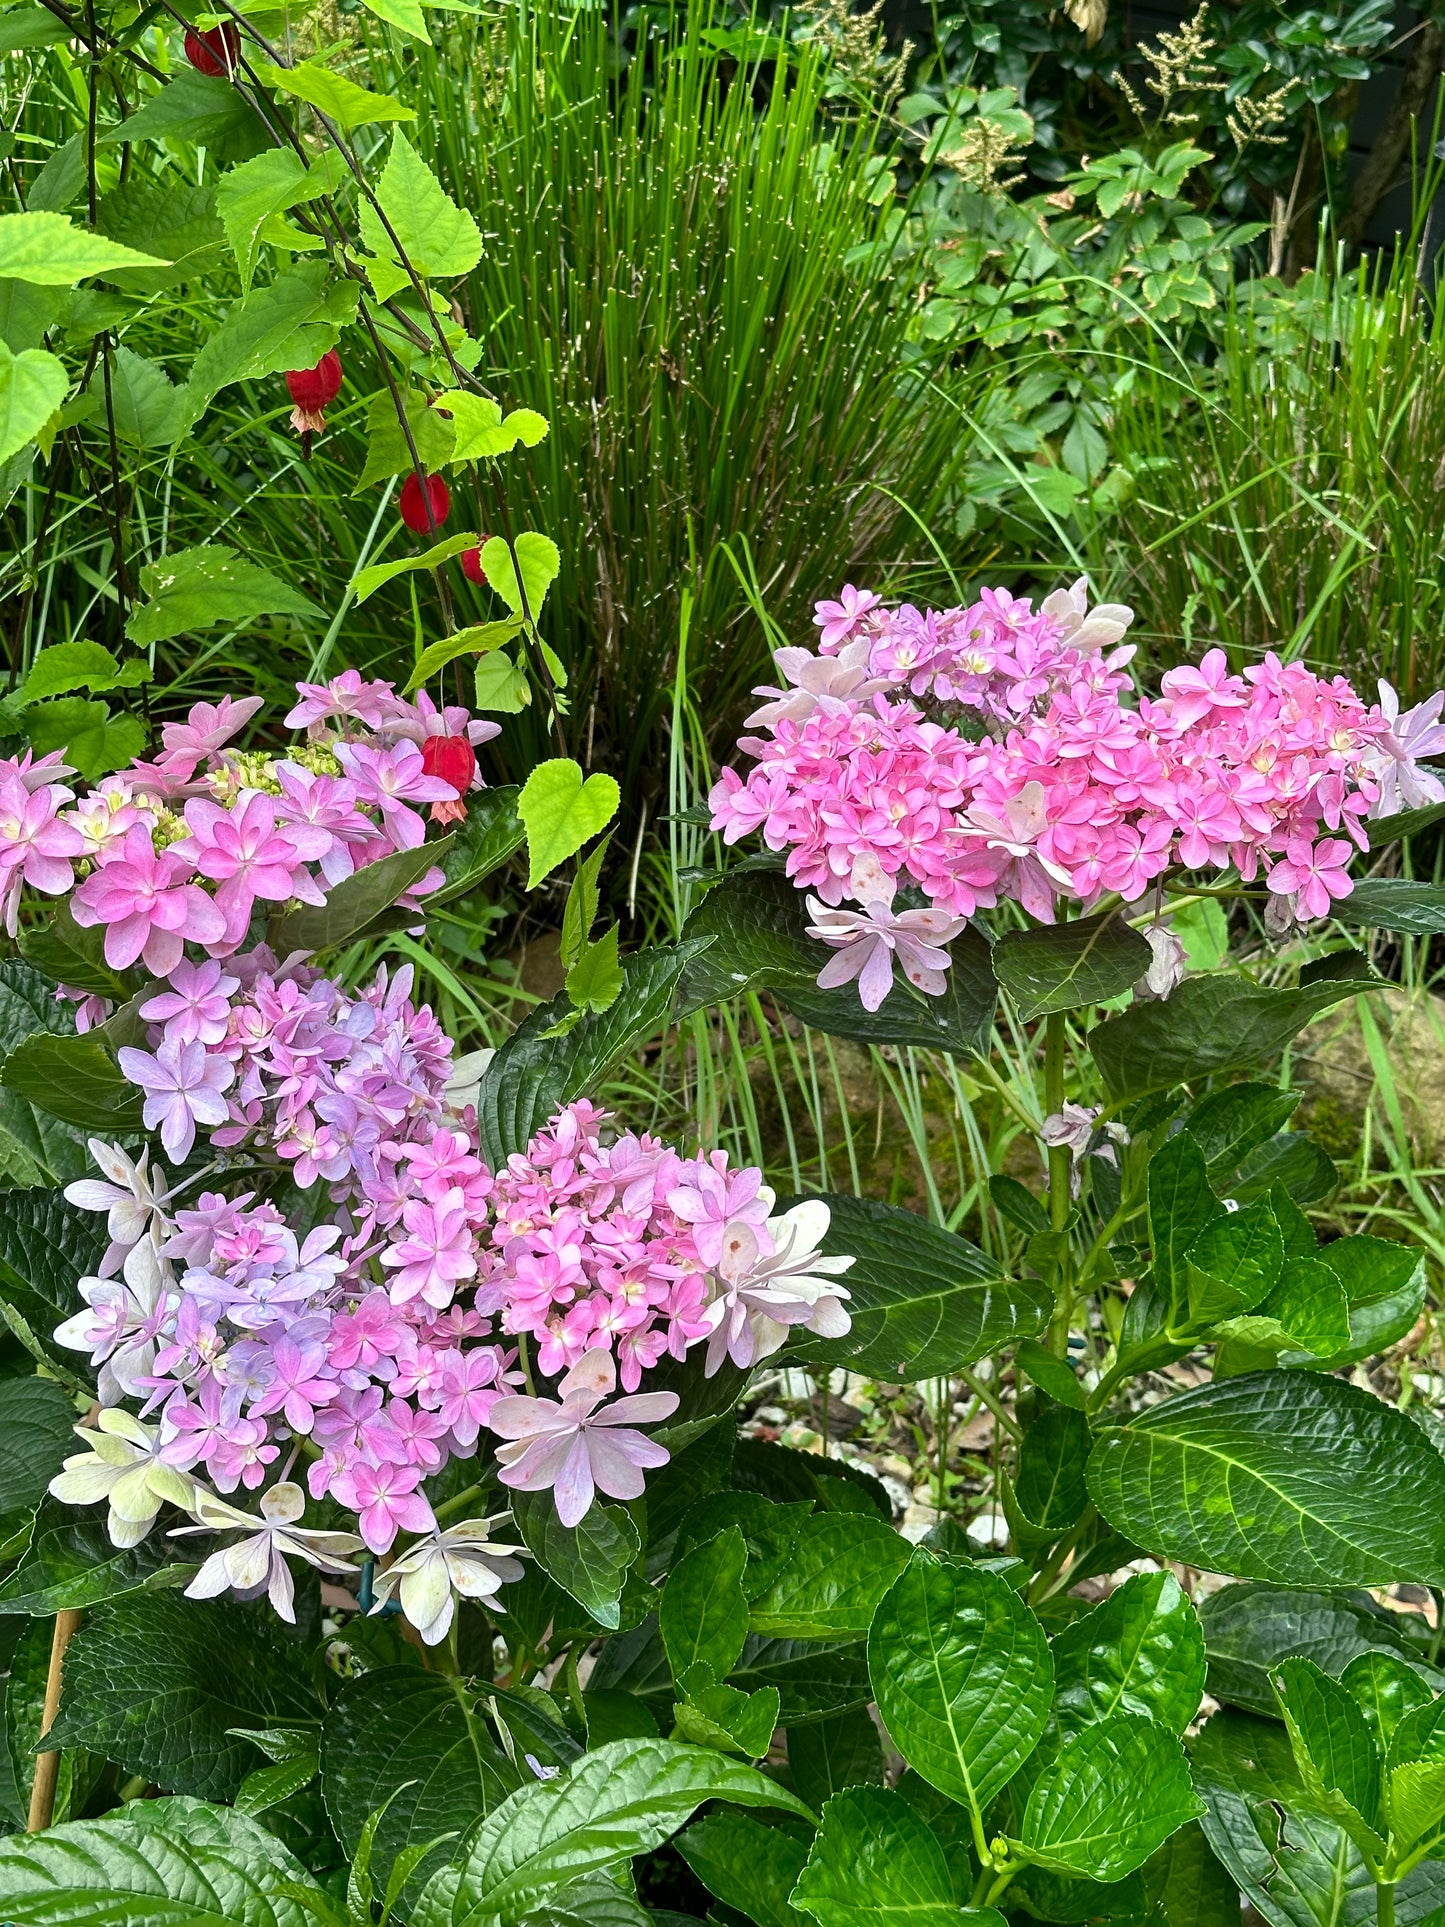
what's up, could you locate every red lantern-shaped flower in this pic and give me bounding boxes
[285,350,343,436]
[460,543,489,586]
[399,472,450,534]
[184,23,241,75]
[421,734,476,825]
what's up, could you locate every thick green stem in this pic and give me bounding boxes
[1378,1878,1396,1927]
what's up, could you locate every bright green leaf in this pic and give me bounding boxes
[360,132,482,279]
[1012,1713,1203,1882]
[518,758,620,888]
[0,341,66,464]
[868,1552,1053,1819]
[263,59,416,131]
[437,390,550,460]
[0,210,168,285]
[480,532,561,622]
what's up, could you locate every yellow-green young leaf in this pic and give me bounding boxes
[354,532,480,607]
[354,390,456,492]
[479,532,560,622]
[473,650,530,713]
[359,133,482,280]
[436,390,549,461]
[406,617,523,692]
[216,148,343,292]
[1388,1759,1445,1850]
[0,211,169,286]
[518,759,620,888]
[359,0,431,40]
[262,59,416,131]
[0,343,66,464]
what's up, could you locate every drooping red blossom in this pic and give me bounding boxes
[284,351,343,436]
[420,735,476,825]
[460,544,489,586]
[399,472,450,534]
[183,23,240,75]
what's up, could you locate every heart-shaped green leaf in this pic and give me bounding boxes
[518,758,620,887]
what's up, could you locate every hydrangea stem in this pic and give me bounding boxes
[27,1609,82,1831]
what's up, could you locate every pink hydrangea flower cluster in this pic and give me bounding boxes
[18,671,857,1632]
[711,579,1445,1006]
[0,676,499,981]
[475,1099,855,1392]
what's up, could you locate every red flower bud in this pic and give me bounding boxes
[460,543,489,585]
[421,733,477,824]
[285,350,343,435]
[184,23,240,76]
[399,471,451,534]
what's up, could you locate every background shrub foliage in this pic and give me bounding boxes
[3,2,1445,1926]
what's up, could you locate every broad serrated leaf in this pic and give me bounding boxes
[1087,1372,1445,1586]
[747,1513,911,1641]
[661,1526,751,1680]
[411,1739,812,1927]
[0,1026,143,1132]
[355,388,457,491]
[437,393,549,461]
[673,1491,811,1598]
[0,210,168,284]
[322,1668,520,1904]
[0,1190,104,1369]
[993,909,1151,1021]
[430,785,526,900]
[0,1793,325,1924]
[787,1192,1048,1381]
[676,1808,808,1927]
[1183,1082,1301,1181]
[404,617,523,690]
[18,897,138,998]
[1090,972,1373,1099]
[792,1784,998,1927]
[1015,1403,1091,1533]
[1274,1656,1386,1854]
[509,1486,641,1630]
[126,542,320,645]
[216,147,340,291]
[188,262,358,408]
[1013,1712,1203,1882]
[44,1591,321,1801]
[787,1706,885,1815]
[1147,1132,1221,1321]
[475,940,706,1165]
[361,133,483,279]
[1191,1707,1437,1927]
[731,1635,874,1727]
[1051,1570,1205,1740]
[1340,1651,1434,1757]
[102,69,264,154]
[1200,1582,1445,1720]
[0,1375,78,1514]
[868,1552,1053,1817]
[1332,879,1445,935]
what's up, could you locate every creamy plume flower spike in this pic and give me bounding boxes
[4,674,854,1636]
[710,580,1445,1007]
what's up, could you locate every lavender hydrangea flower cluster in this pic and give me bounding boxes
[711,579,1445,1008]
[0,672,854,1641]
